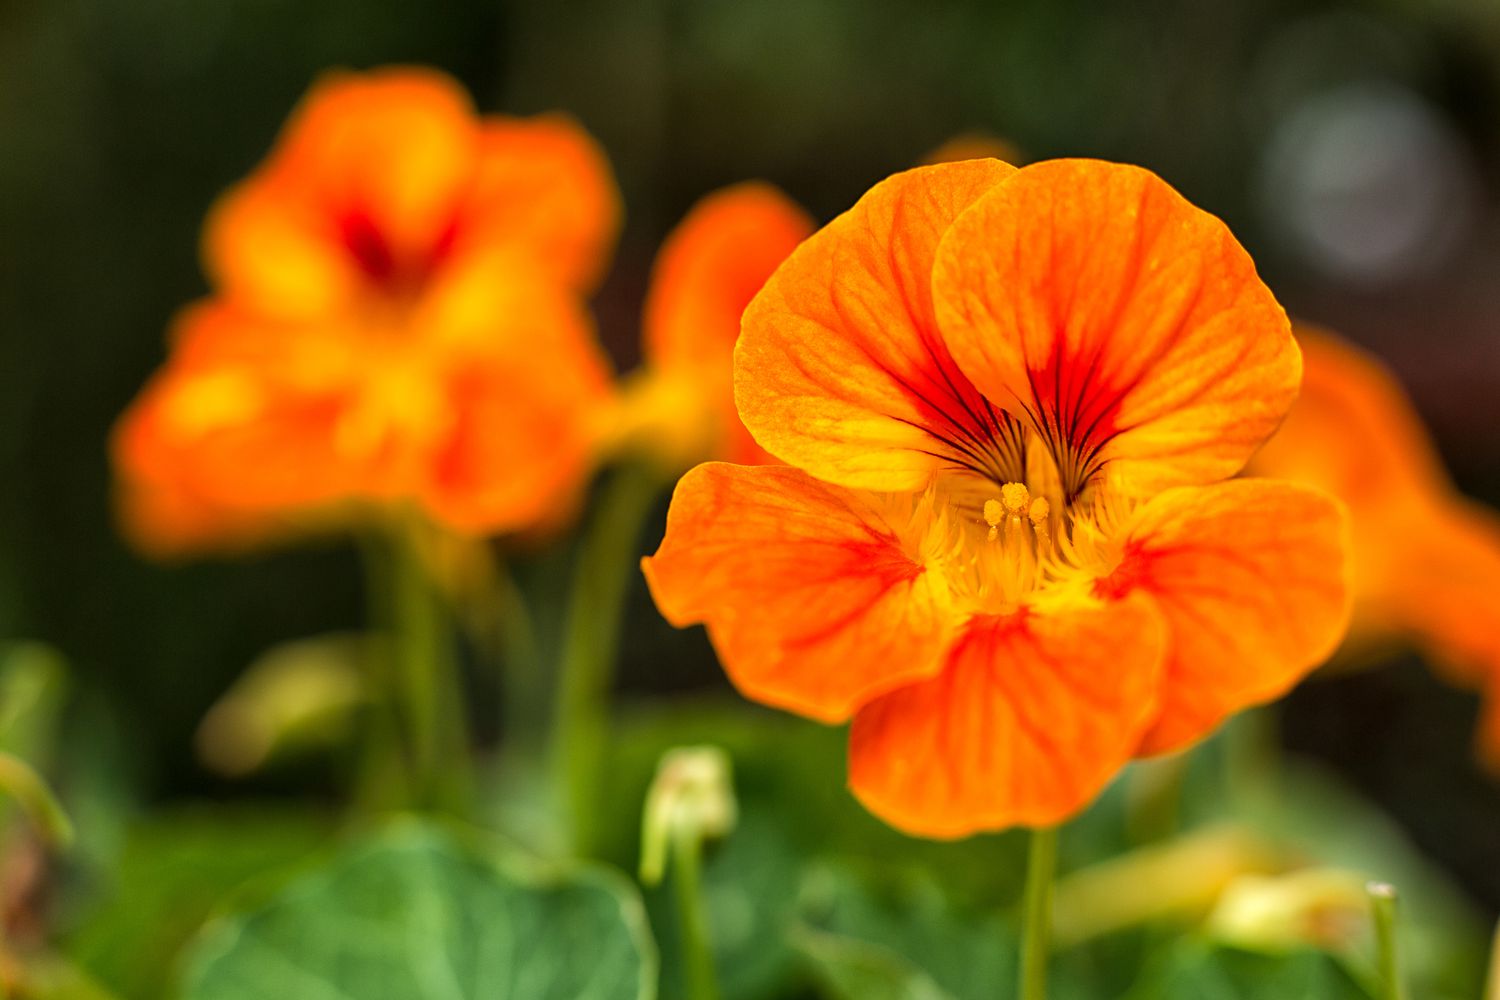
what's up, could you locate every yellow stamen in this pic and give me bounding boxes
[1001,481,1031,515]
[1029,496,1051,528]
[983,498,1003,541]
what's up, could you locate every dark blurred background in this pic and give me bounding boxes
[3,0,1500,914]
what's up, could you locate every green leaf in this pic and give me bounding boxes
[65,805,332,1000]
[1125,942,1374,1000]
[795,865,1015,1000]
[792,925,951,1000]
[179,820,657,1000]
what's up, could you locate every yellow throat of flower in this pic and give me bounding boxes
[897,453,1131,617]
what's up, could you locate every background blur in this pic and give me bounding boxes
[3,0,1500,917]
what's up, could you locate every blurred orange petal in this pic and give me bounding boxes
[421,275,614,533]
[463,114,622,294]
[1099,479,1350,755]
[920,131,1022,166]
[736,159,1020,491]
[205,67,480,318]
[847,597,1164,837]
[112,308,358,553]
[934,159,1298,500]
[638,182,812,466]
[642,464,956,723]
[1251,327,1500,767]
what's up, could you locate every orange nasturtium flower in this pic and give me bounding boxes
[645,159,1352,837]
[112,67,620,555]
[1250,327,1500,768]
[611,183,814,469]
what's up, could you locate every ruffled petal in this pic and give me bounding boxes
[204,67,480,317]
[462,113,622,294]
[419,270,615,534]
[1249,328,1500,691]
[735,160,1021,491]
[847,596,1165,837]
[642,464,957,722]
[934,159,1298,500]
[111,304,362,553]
[1101,479,1350,755]
[643,182,812,465]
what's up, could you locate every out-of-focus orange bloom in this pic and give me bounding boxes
[610,183,813,469]
[645,159,1351,837]
[112,67,620,555]
[921,131,1023,166]
[1250,327,1500,768]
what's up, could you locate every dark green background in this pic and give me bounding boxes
[3,0,1499,912]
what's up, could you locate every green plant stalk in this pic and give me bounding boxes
[1020,825,1058,1000]
[356,519,472,815]
[673,825,722,1000]
[551,462,662,856]
[1369,883,1408,1000]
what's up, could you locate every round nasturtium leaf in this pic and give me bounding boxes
[179,821,657,1000]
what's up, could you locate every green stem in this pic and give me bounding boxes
[1369,882,1408,1000]
[1020,825,1058,1000]
[487,557,545,740]
[673,825,721,1000]
[357,518,472,815]
[551,463,662,856]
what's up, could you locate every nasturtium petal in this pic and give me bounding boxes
[112,303,361,553]
[933,159,1298,500]
[179,822,656,1000]
[205,67,479,317]
[1103,479,1350,756]
[642,463,956,723]
[735,160,1019,491]
[643,182,813,466]
[465,113,622,294]
[847,596,1165,837]
[1250,329,1500,701]
[422,277,613,534]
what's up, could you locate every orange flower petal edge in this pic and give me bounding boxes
[934,159,1299,502]
[736,159,1019,491]
[622,182,813,468]
[1100,479,1351,755]
[642,463,956,723]
[1250,326,1500,770]
[848,596,1164,838]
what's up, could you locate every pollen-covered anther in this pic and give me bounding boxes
[983,498,1003,541]
[1000,482,1031,515]
[1028,496,1050,531]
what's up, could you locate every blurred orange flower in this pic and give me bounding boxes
[611,183,813,469]
[645,159,1350,837]
[921,131,1023,166]
[1250,327,1500,768]
[112,67,620,555]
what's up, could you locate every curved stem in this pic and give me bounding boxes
[551,462,663,856]
[1019,825,1058,1000]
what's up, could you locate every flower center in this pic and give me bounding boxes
[894,457,1129,616]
